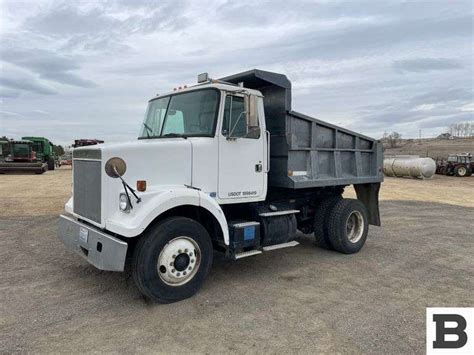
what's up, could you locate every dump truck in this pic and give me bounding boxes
[22,136,56,170]
[0,140,48,174]
[58,69,383,303]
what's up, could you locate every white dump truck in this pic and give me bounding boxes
[59,69,383,303]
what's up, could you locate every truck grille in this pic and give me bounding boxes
[73,159,102,223]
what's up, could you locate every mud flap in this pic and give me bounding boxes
[354,183,381,226]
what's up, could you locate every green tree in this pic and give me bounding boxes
[53,144,65,156]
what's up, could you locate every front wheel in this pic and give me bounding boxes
[327,199,369,254]
[132,217,213,303]
[47,157,55,170]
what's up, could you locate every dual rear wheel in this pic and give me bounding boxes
[314,198,369,254]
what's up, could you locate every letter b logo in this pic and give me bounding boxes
[427,308,473,354]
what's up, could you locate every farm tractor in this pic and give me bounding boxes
[0,137,56,174]
[436,153,473,177]
[22,136,56,171]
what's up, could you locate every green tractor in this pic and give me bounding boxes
[21,136,56,170]
[0,140,48,174]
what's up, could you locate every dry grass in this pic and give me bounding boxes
[1,166,473,218]
[384,137,474,159]
[345,174,474,208]
[0,166,72,217]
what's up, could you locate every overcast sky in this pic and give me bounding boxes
[1,0,473,145]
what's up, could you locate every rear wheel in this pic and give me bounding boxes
[132,217,213,303]
[327,199,369,254]
[313,196,342,249]
[455,165,467,177]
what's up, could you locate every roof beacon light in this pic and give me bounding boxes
[197,72,209,83]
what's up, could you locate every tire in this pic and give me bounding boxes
[47,157,55,171]
[455,165,467,177]
[313,196,342,249]
[327,199,369,254]
[132,216,213,303]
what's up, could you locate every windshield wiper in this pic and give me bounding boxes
[160,133,187,139]
[142,122,153,138]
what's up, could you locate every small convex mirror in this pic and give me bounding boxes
[105,157,127,178]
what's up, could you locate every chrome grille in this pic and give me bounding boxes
[73,159,102,223]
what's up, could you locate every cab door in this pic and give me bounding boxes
[218,93,266,201]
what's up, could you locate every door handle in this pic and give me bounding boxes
[265,130,270,173]
[255,163,262,172]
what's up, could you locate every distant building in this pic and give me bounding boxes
[437,133,452,139]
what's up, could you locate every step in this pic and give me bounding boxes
[262,240,300,251]
[234,250,262,259]
[259,209,300,217]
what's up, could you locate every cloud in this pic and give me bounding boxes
[0,64,57,95]
[23,1,190,53]
[0,0,473,144]
[393,58,464,73]
[1,48,97,88]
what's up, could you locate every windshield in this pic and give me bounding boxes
[32,142,43,154]
[139,89,220,138]
[13,144,30,157]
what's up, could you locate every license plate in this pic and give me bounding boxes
[79,227,89,243]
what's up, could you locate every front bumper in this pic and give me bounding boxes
[58,214,128,272]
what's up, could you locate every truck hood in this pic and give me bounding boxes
[96,138,193,187]
[70,138,193,228]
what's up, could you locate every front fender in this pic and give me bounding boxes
[105,187,229,245]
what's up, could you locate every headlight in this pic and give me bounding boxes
[119,193,131,213]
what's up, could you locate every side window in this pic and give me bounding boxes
[222,95,260,139]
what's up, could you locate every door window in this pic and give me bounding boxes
[222,95,260,139]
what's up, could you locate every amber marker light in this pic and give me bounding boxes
[137,180,147,192]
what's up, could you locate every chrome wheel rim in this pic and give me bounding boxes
[346,211,364,243]
[157,236,201,286]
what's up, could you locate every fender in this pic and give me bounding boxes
[105,187,229,245]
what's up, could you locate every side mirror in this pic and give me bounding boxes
[247,95,258,128]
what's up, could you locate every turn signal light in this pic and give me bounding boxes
[137,180,147,192]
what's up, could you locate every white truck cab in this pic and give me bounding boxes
[59,69,383,303]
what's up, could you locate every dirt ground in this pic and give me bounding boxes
[1,168,473,353]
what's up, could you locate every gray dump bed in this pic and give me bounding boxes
[221,69,384,189]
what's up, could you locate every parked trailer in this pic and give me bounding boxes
[58,69,383,303]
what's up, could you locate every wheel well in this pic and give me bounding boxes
[146,205,224,245]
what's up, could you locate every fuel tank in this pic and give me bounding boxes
[383,156,436,179]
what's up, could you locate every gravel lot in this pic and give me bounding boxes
[1,168,473,353]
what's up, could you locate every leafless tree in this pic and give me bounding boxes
[447,122,473,137]
[387,132,402,148]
